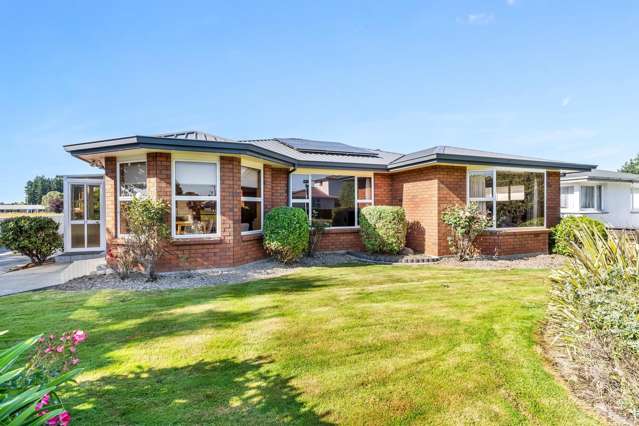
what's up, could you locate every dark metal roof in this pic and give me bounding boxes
[562,169,639,183]
[64,131,596,172]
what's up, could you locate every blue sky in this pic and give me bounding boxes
[1,0,638,202]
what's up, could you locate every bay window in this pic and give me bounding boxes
[241,166,262,233]
[173,161,218,237]
[468,170,546,228]
[290,174,374,227]
[117,160,147,235]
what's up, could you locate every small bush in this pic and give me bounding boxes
[359,206,407,254]
[125,197,170,281]
[263,207,309,263]
[0,216,62,264]
[551,215,606,256]
[441,203,491,260]
[42,191,63,213]
[548,223,639,420]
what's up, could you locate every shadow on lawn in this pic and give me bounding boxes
[67,356,334,425]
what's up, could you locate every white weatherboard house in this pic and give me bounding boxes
[561,170,639,229]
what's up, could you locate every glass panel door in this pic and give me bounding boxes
[69,183,102,250]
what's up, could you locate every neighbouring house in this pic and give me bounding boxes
[0,204,47,214]
[561,169,639,229]
[61,130,595,271]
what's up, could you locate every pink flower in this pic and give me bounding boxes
[72,330,87,345]
[38,337,45,343]
[69,345,76,353]
[36,409,48,417]
[44,346,52,354]
[58,411,71,426]
[55,345,64,353]
[71,357,80,365]
[36,393,50,410]
[47,416,58,425]
[48,334,55,340]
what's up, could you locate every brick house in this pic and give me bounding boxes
[61,131,595,271]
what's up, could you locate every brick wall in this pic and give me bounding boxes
[546,171,561,227]
[104,157,117,244]
[373,173,392,205]
[475,230,549,256]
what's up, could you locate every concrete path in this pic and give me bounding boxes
[0,248,29,275]
[0,253,106,297]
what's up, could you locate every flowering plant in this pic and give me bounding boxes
[0,330,87,425]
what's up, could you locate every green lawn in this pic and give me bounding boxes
[0,265,599,425]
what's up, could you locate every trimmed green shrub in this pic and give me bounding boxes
[0,216,62,264]
[263,207,309,263]
[551,215,606,256]
[359,206,407,254]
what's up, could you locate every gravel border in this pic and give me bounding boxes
[55,252,364,291]
[347,251,440,264]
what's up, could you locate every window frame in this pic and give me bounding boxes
[579,184,604,212]
[116,159,147,237]
[631,187,639,212]
[171,159,221,239]
[288,173,375,229]
[240,163,264,235]
[560,185,574,210]
[466,168,547,230]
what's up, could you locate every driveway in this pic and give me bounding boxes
[0,248,29,275]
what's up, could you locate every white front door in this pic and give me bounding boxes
[65,179,105,252]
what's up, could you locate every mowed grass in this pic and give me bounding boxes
[0,265,599,425]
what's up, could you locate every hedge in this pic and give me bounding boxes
[359,206,407,254]
[551,215,607,256]
[0,216,62,264]
[263,207,309,263]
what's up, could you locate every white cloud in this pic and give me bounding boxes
[506,0,516,6]
[561,96,572,107]
[462,13,495,25]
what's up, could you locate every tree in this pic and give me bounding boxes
[24,176,63,204]
[41,191,63,213]
[620,153,639,175]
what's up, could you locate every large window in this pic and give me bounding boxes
[117,160,147,235]
[290,174,373,227]
[173,161,218,237]
[633,188,639,211]
[468,170,545,228]
[241,166,262,233]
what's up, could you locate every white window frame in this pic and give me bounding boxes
[240,164,264,235]
[579,184,603,212]
[171,159,220,239]
[288,173,375,229]
[466,168,547,230]
[116,159,147,237]
[631,187,639,213]
[560,185,574,210]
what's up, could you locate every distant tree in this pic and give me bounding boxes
[620,153,639,175]
[42,191,63,213]
[24,176,63,204]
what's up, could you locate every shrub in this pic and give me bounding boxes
[359,206,407,254]
[441,203,491,261]
[42,191,63,213]
[0,216,62,264]
[125,197,170,281]
[263,207,309,263]
[548,223,639,420]
[551,215,607,256]
[0,330,85,425]
[308,220,329,257]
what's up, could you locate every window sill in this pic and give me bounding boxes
[483,227,550,234]
[324,227,360,234]
[241,233,263,241]
[171,237,223,246]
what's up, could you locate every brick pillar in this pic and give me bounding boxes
[373,173,392,205]
[220,157,242,264]
[546,171,561,227]
[270,167,289,208]
[263,164,273,213]
[435,165,467,256]
[104,157,117,243]
[146,152,172,203]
